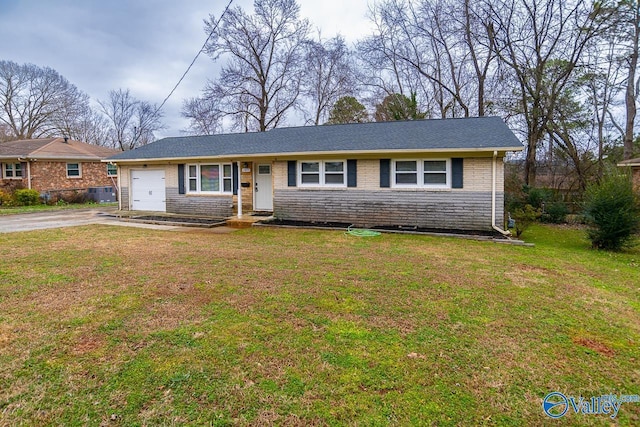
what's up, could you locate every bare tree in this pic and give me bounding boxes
[0,123,12,142]
[356,2,428,110]
[616,0,640,160]
[58,104,112,146]
[182,97,223,135]
[487,0,613,185]
[201,0,310,132]
[460,0,499,117]
[98,89,164,151]
[545,74,597,191]
[0,60,89,139]
[359,0,499,119]
[581,37,625,171]
[302,35,356,125]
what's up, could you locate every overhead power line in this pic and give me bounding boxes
[155,0,234,114]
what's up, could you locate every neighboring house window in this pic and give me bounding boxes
[106,164,117,176]
[187,163,233,194]
[3,163,22,179]
[392,159,450,188]
[67,163,81,178]
[299,161,346,187]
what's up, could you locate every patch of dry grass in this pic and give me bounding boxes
[0,224,638,425]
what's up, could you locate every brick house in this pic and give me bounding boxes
[107,117,524,233]
[0,138,118,198]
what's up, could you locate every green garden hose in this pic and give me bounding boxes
[345,225,381,237]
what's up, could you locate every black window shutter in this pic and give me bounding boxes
[287,160,297,187]
[380,159,391,188]
[347,159,357,187]
[452,158,463,189]
[232,163,239,195]
[178,164,185,194]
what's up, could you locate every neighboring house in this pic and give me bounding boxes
[0,137,119,198]
[107,117,524,232]
[618,157,640,191]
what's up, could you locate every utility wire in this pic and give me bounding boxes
[155,0,234,114]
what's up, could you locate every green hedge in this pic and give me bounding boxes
[13,189,42,206]
[583,170,640,250]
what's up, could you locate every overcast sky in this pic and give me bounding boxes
[0,0,373,137]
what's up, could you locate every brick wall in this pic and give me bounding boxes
[633,168,640,193]
[30,161,114,192]
[274,189,502,231]
[120,186,129,208]
[234,165,254,212]
[272,156,506,231]
[0,178,26,191]
[166,188,233,217]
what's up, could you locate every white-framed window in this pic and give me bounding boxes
[2,163,23,179]
[392,159,450,188]
[66,163,81,178]
[106,164,117,176]
[298,160,346,187]
[187,163,233,194]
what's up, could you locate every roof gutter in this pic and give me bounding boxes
[105,146,525,164]
[491,150,511,237]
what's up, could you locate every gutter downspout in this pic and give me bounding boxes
[492,150,511,237]
[26,161,32,190]
[236,161,242,217]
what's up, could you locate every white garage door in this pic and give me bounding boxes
[131,170,166,211]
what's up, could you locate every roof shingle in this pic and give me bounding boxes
[0,138,117,160]
[108,117,523,161]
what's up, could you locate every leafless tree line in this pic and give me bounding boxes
[3,0,640,180]
[0,60,164,150]
[184,0,640,189]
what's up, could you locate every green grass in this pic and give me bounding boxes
[0,224,638,425]
[0,202,116,215]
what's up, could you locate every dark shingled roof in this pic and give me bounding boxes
[108,117,523,161]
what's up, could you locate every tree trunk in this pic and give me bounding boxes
[597,116,604,174]
[477,79,485,117]
[524,136,538,186]
[624,5,640,160]
[624,60,637,160]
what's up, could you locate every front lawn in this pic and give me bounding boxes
[0,225,638,425]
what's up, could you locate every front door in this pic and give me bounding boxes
[254,163,273,211]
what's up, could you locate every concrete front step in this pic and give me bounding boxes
[226,215,270,229]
